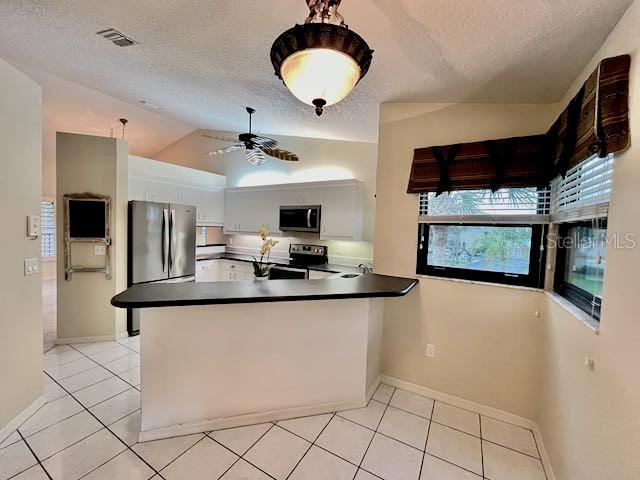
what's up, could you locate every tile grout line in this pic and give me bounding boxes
[480,413,485,479]
[284,413,336,480]
[209,423,278,480]
[51,347,162,479]
[12,430,53,480]
[417,399,436,480]
[350,386,394,480]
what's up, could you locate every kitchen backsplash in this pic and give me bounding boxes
[196,226,225,246]
[226,234,373,267]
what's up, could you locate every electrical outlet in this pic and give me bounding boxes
[95,245,106,256]
[425,344,436,358]
[336,245,344,254]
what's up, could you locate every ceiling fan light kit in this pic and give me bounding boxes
[270,0,373,116]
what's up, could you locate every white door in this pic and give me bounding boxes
[129,177,148,201]
[321,185,357,239]
[148,181,178,204]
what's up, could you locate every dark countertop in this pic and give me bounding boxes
[196,243,226,248]
[196,252,365,275]
[111,275,418,308]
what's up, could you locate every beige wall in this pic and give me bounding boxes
[375,3,640,477]
[0,59,43,429]
[153,129,378,261]
[375,103,557,419]
[56,133,128,341]
[535,2,640,479]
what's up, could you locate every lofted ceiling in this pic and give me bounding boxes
[0,0,632,142]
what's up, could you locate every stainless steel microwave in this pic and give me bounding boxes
[279,205,321,233]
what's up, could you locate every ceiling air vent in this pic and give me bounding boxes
[97,28,139,47]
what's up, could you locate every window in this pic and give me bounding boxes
[41,201,55,258]
[551,155,613,321]
[554,220,606,320]
[417,188,549,287]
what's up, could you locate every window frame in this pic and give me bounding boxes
[416,222,547,288]
[553,219,606,321]
[41,201,56,259]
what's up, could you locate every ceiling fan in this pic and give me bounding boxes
[203,107,299,166]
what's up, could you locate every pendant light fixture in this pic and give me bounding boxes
[270,0,373,116]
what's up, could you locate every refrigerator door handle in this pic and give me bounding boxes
[170,209,177,270]
[162,208,169,272]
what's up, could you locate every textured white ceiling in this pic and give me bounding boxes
[0,0,632,142]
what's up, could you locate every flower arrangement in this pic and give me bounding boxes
[252,227,279,278]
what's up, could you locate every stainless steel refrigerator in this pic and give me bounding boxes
[127,200,196,334]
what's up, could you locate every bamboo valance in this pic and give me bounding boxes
[407,54,631,195]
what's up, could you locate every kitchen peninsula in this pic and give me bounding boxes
[112,275,417,441]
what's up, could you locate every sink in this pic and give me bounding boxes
[340,273,361,278]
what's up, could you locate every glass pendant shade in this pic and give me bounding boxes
[280,48,361,109]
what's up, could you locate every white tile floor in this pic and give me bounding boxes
[0,337,548,480]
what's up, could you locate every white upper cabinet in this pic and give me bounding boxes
[178,185,203,220]
[224,189,268,234]
[128,156,226,226]
[201,189,224,226]
[321,184,362,240]
[129,176,148,201]
[147,181,178,204]
[223,180,363,240]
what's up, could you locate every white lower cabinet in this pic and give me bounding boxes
[196,260,254,282]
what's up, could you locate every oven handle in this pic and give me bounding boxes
[306,208,312,228]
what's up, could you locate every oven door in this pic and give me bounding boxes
[279,205,321,233]
[268,266,310,280]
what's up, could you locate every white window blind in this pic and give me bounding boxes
[419,187,551,224]
[550,154,613,223]
[41,201,55,258]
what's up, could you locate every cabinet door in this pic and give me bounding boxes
[148,181,178,204]
[178,186,203,221]
[202,189,224,225]
[299,187,323,206]
[321,185,358,239]
[129,177,148,201]
[276,188,300,207]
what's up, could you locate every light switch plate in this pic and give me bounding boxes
[95,245,107,256]
[24,258,39,276]
[27,215,40,238]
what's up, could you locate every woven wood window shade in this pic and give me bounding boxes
[407,135,550,195]
[548,54,630,177]
[407,55,631,195]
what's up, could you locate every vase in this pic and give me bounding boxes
[254,276,268,282]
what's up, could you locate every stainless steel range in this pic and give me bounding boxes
[267,243,328,280]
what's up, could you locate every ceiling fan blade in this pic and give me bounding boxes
[252,136,277,149]
[206,144,243,156]
[201,134,240,144]
[262,147,299,162]
[246,147,267,166]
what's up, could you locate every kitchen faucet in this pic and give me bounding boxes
[359,263,373,275]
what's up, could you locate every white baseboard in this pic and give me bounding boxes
[0,395,45,445]
[380,375,556,480]
[531,423,557,480]
[56,334,117,345]
[139,398,367,442]
[366,376,381,403]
